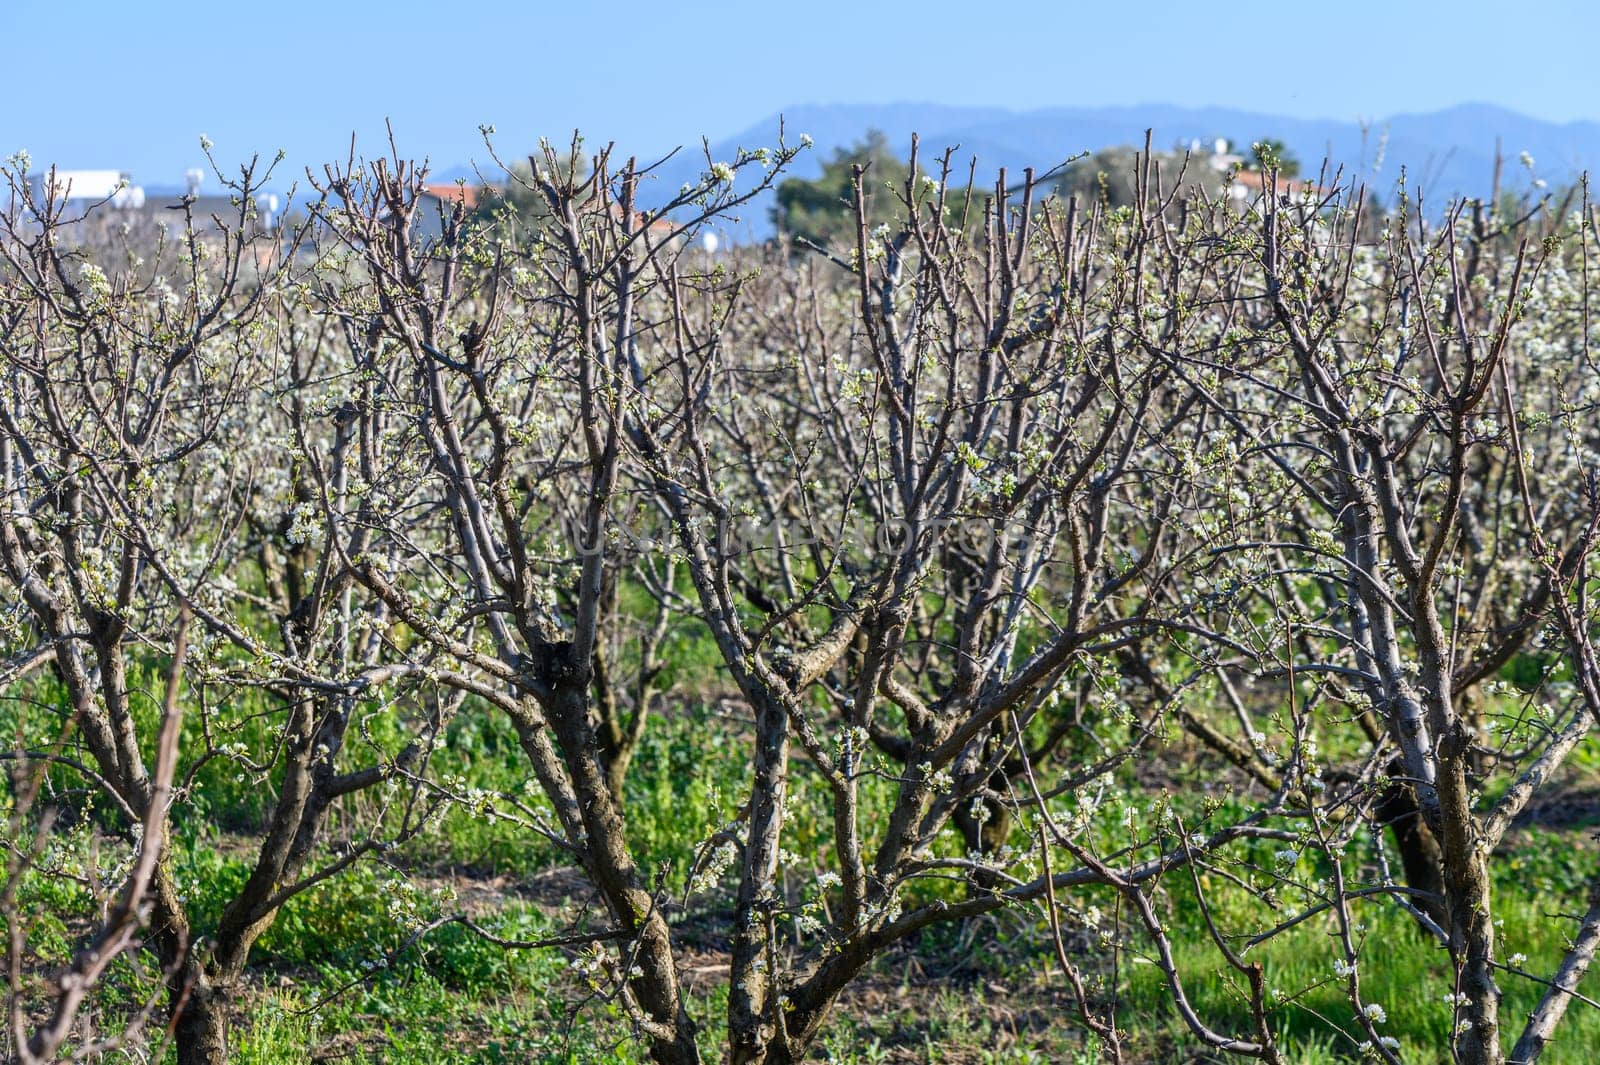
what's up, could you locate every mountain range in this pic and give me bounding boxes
[443,101,1599,240]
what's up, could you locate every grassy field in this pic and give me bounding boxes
[15,691,1593,1064]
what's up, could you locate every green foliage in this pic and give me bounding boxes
[233,970,640,1064]
[409,709,564,875]
[469,152,590,241]
[773,130,910,248]
[1249,137,1301,177]
[1119,830,1600,1062]
[621,704,740,889]
[233,993,319,1065]
[1055,145,1227,207]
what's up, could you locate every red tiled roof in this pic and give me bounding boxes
[1230,170,1331,198]
[421,183,489,210]
[606,201,680,237]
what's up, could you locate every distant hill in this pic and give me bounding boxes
[444,102,1600,240]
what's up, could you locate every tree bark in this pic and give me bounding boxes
[1375,777,1448,929]
[171,980,229,1065]
[1439,748,1503,1065]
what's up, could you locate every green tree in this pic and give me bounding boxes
[773,129,910,247]
[1248,137,1301,178]
[1055,145,1227,207]
[470,151,591,238]
[1057,146,1149,208]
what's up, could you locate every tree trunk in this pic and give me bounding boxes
[172,980,229,1065]
[1439,752,1503,1065]
[953,793,1013,894]
[146,863,232,1065]
[543,678,700,1065]
[1375,778,1448,930]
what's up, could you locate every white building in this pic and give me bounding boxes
[26,168,139,205]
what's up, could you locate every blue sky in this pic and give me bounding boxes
[5,0,1597,186]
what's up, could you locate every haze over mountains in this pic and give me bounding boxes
[495,100,1596,239]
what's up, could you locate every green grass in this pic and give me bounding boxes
[233,974,641,1064]
[1117,827,1600,1063]
[11,647,1600,1063]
